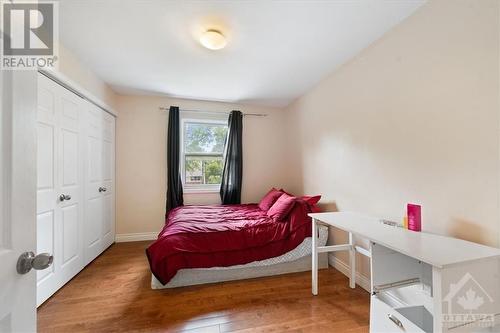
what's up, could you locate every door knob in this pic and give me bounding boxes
[59,194,71,201]
[17,252,53,275]
[98,187,107,193]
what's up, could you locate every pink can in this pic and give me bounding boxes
[407,204,421,232]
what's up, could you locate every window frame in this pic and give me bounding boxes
[180,115,228,193]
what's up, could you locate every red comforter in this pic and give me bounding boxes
[146,201,313,285]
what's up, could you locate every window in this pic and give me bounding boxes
[181,118,228,192]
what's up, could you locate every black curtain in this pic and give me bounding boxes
[220,110,243,204]
[166,106,184,215]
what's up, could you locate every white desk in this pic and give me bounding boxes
[310,212,500,332]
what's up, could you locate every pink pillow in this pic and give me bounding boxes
[301,195,321,205]
[279,188,293,196]
[310,205,321,213]
[258,188,284,211]
[267,193,296,221]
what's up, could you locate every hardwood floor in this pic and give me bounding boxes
[37,241,370,333]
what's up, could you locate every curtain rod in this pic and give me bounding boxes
[158,107,267,117]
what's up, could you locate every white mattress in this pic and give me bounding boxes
[151,225,329,289]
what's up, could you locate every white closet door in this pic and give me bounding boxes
[101,112,115,249]
[84,103,104,264]
[37,73,115,305]
[36,75,58,304]
[57,85,84,287]
[36,73,84,306]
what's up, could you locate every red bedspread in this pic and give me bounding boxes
[146,202,313,285]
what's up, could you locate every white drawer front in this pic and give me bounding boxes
[370,296,426,333]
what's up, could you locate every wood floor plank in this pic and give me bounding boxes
[37,241,370,332]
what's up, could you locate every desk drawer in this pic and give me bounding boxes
[370,295,428,333]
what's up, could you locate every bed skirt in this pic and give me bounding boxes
[151,225,329,289]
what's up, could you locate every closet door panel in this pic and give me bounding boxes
[84,104,105,264]
[36,123,56,209]
[102,112,114,194]
[59,98,80,211]
[36,79,57,218]
[88,137,102,182]
[36,75,59,304]
[103,194,113,242]
[102,139,112,183]
[61,204,78,265]
[61,130,78,185]
[101,113,115,248]
[36,212,55,283]
[37,73,86,306]
[57,90,83,280]
[87,197,103,246]
[102,111,114,142]
[37,81,56,124]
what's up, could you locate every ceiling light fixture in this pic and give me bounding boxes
[199,29,227,50]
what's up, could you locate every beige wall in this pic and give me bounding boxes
[115,95,289,234]
[285,0,500,278]
[57,44,118,110]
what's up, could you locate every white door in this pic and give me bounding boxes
[36,73,84,305]
[101,111,115,250]
[0,69,39,331]
[84,103,104,264]
[57,82,84,288]
[84,103,115,264]
[84,102,115,264]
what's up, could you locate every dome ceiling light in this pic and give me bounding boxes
[199,29,227,50]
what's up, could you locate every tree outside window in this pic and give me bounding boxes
[183,122,228,187]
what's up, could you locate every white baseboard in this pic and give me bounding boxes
[115,232,157,243]
[328,254,371,292]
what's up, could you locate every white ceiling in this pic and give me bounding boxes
[59,0,425,107]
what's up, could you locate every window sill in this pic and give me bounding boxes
[184,187,220,195]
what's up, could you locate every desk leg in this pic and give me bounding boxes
[312,218,318,295]
[349,232,356,289]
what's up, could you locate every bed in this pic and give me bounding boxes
[146,198,328,289]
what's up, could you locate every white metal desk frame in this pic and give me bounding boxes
[311,218,371,295]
